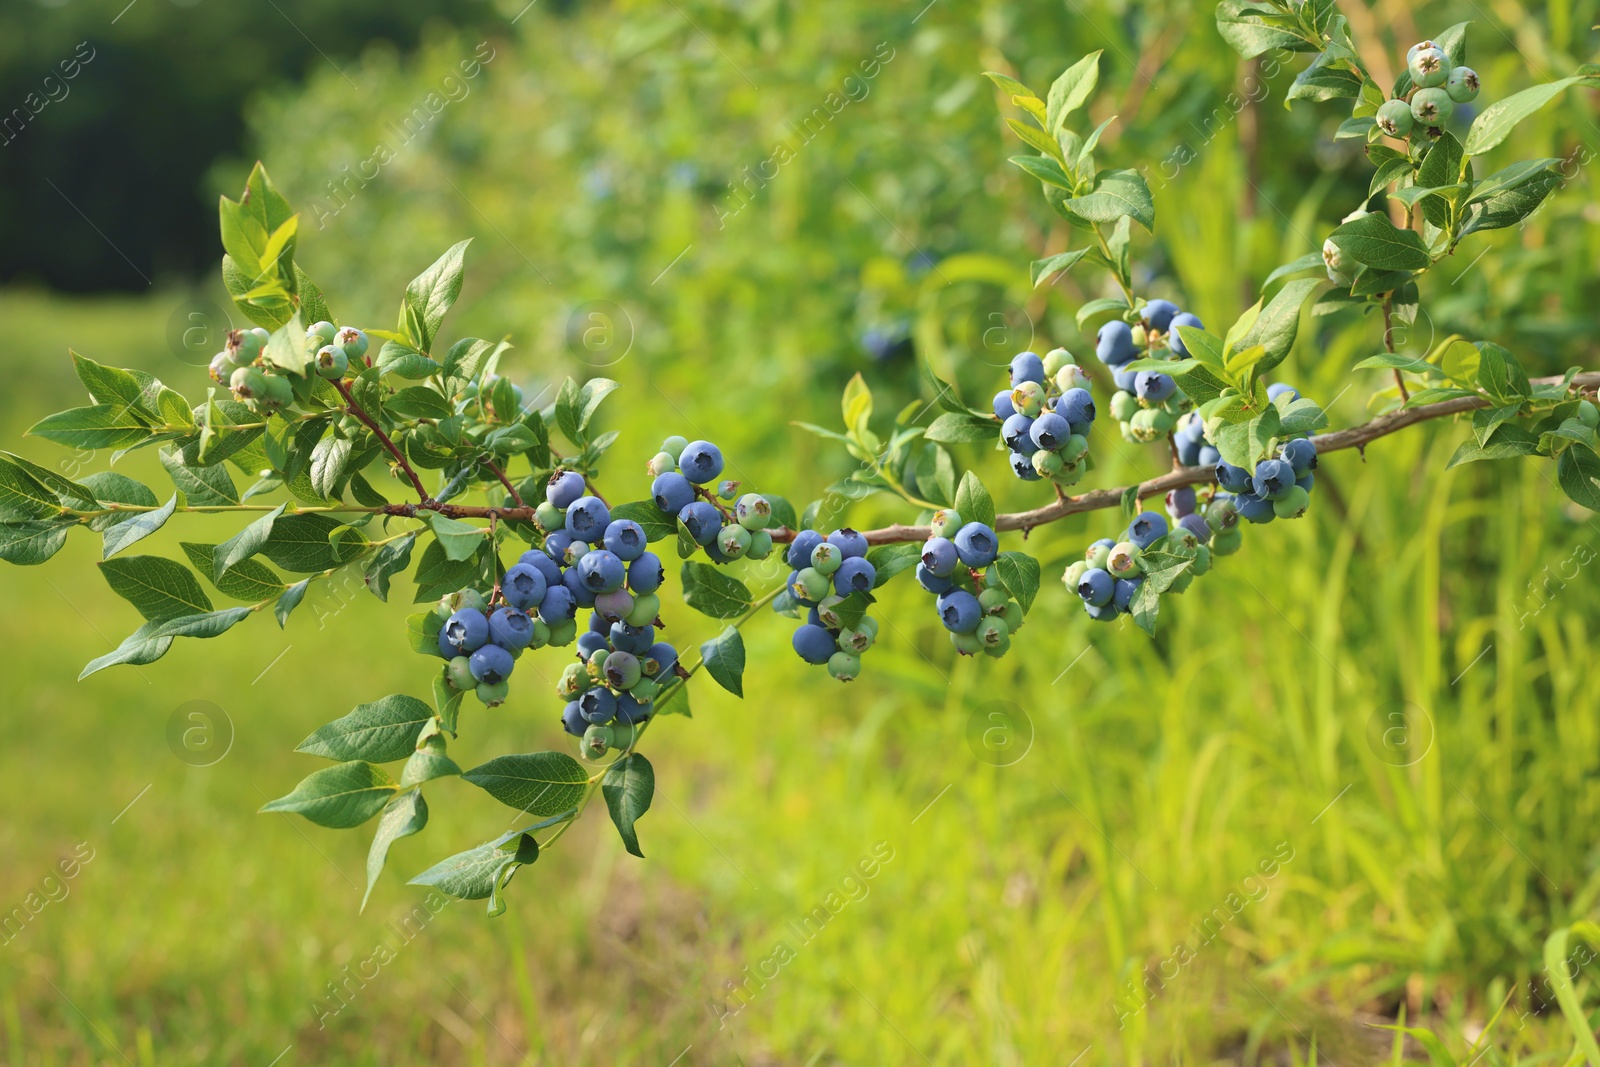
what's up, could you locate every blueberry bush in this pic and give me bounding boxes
[3,7,1598,917]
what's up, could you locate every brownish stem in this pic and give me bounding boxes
[1382,295,1410,403]
[333,378,432,503]
[483,457,525,508]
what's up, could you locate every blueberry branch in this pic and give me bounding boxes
[481,457,524,508]
[331,378,434,504]
[1382,293,1410,403]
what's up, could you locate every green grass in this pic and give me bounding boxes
[2,284,1599,1066]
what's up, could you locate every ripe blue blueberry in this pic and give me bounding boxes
[953,523,998,568]
[1215,460,1252,494]
[1198,445,1221,467]
[936,589,982,634]
[1096,320,1137,365]
[793,624,837,664]
[1001,414,1036,451]
[643,642,679,677]
[538,584,577,623]
[786,529,824,569]
[1176,437,1201,467]
[1177,513,1212,544]
[1166,487,1196,518]
[1113,367,1138,393]
[1009,452,1041,481]
[1113,577,1142,612]
[1296,470,1314,492]
[610,622,654,655]
[1077,566,1115,606]
[501,563,548,611]
[627,551,664,594]
[442,608,490,654]
[489,607,535,650]
[1126,511,1168,549]
[1135,372,1176,403]
[547,470,586,509]
[1252,458,1295,500]
[1167,313,1204,356]
[1055,388,1095,432]
[916,562,954,595]
[1029,411,1071,451]
[1233,492,1276,524]
[678,440,725,484]
[1084,601,1120,623]
[578,687,617,724]
[565,496,611,541]
[578,549,626,592]
[562,567,597,607]
[1009,351,1046,386]
[615,693,652,725]
[828,528,868,559]
[1145,299,1181,333]
[993,390,1017,420]
[1266,383,1300,402]
[678,501,721,545]
[651,472,695,514]
[602,519,646,561]
[470,643,515,685]
[577,630,609,658]
[834,557,876,595]
[1281,437,1317,474]
[562,701,586,737]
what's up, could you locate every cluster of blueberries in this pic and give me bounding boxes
[1061,499,1230,623]
[209,320,370,414]
[993,348,1097,485]
[649,437,778,564]
[1213,396,1320,524]
[780,527,880,681]
[557,618,680,760]
[1376,40,1480,138]
[1096,300,1204,444]
[914,510,1025,657]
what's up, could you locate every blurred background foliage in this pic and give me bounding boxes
[2,0,1600,1063]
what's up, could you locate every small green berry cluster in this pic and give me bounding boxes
[1095,300,1204,443]
[1376,40,1480,139]
[647,436,778,564]
[914,509,1027,657]
[778,527,880,681]
[207,319,370,415]
[994,348,1097,484]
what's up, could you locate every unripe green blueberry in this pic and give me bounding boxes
[661,435,689,456]
[1376,99,1415,138]
[978,587,1008,615]
[1055,464,1084,488]
[229,366,267,402]
[1273,485,1311,519]
[631,677,661,703]
[950,630,983,656]
[982,635,1012,658]
[1207,497,1240,532]
[1042,348,1070,376]
[1446,66,1479,103]
[1411,87,1453,127]
[1108,541,1143,577]
[837,625,874,654]
[258,373,294,413]
[736,494,771,530]
[828,651,862,682]
[1059,434,1089,464]
[1110,391,1139,421]
[307,320,338,345]
[528,619,551,650]
[816,594,847,630]
[335,326,369,360]
[858,616,879,640]
[1011,380,1046,417]
[535,501,564,532]
[230,328,262,359]
[208,351,240,382]
[1212,525,1243,556]
[647,451,676,477]
[718,524,751,558]
[1032,449,1063,477]
[1323,238,1354,286]
[588,647,610,674]
[1130,324,1148,349]
[975,615,1009,648]
[1192,544,1212,577]
[558,662,590,699]
[1128,408,1164,442]
[439,588,488,618]
[1405,39,1437,64]
[717,479,740,501]
[1085,542,1111,570]
[477,679,510,707]
[564,541,591,567]
[582,723,612,760]
[625,592,661,628]
[796,567,831,601]
[1063,559,1089,592]
[1577,400,1599,429]
[1408,45,1448,88]
[1055,364,1092,393]
[445,656,476,691]
[1147,408,1177,433]
[316,344,348,379]
[747,530,774,559]
[810,542,842,576]
[547,618,577,646]
[931,509,962,539]
[1000,601,1023,631]
[1168,569,1194,594]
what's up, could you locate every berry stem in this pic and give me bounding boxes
[1382,293,1410,403]
[332,378,434,504]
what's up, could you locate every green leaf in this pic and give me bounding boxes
[275,578,311,628]
[1075,297,1129,331]
[363,532,417,602]
[296,694,434,763]
[0,517,76,565]
[1172,325,1227,373]
[408,837,520,901]
[1232,279,1320,377]
[1354,352,1436,374]
[1287,52,1364,103]
[700,626,746,698]
[866,542,921,587]
[990,551,1040,612]
[1541,922,1600,1067]
[1030,248,1093,287]
[159,449,239,506]
[259,513,366,572]
[442,337,507,383]
[29,405,156,450]
[178,542,285,602]
[1262,253,1327,291]
[308,435,353,500]
[1472,403,1524,446]
[429,515,487,562]
[577,378,621,433]
[1120,485,1139,523]
[655,681,692,718]
[1558,445,1600,511]
[1464,75,1600,156]
[1369,157,1414,198]
[765,495,799,533]
[954,470,995,529]
[1045,51,1101,134]
[602,753,655,859]
[411,537,479,604]
[1475,342,1531,404]
[402,240,472,354]
[1215,0,1314,58]
[0,456,64,521]
[1010,153,1073,190]
[98,555,213,621]
[926,411,998,445]
[214,503,285,581]
[1446,425,1540,467]
[462,751,588,816]
[610,500,676,542]
[401,739,461,788]
[1459,166,1561,237]
[385,387,453,420]
[1061,169,1154,232]
[680,561,753,619]
[259,762,397,829]
[363,790,428,911]
[1328,213,1432,271]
